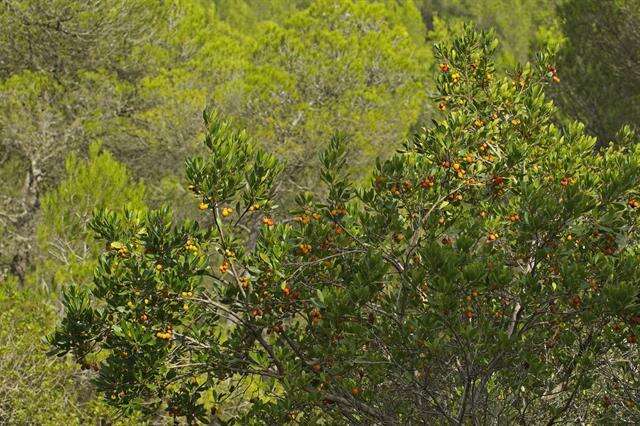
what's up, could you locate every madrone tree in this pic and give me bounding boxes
[51,28,640,424]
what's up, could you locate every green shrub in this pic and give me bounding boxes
[51,27,640,424]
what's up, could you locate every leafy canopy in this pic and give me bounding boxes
[553,0,640,144]
[215,0,431,188]
[51,27,640,424]
[34,144,147,290]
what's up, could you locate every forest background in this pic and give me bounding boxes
[0,0,638,423]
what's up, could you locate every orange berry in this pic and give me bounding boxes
[240,276,250,289]
[262,217,275,227]
[330,207,348,216]
[420,176,435,189]
[296,215,311,224]
[298,243,312,255]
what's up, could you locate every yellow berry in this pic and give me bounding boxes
[221,207,233,217]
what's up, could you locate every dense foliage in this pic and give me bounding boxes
[214,0,431,189]
[0,0,430,279]
[0,278,95,424]
[552,0,640,144]
[51,28,640,424]
[419,0,559,68]
[1,0,639,423]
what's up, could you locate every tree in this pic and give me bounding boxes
[552,0,640,145]
[0,147,148,424]
[214,0,311,29]
[419,0,559,68]
[0,71,85,283]
[0,0,159,280]
[33,143,147,291]
[0,0,432,281]
[0,0,249,278]
[0,0,164,80]
[213,0,431,194]
[51,27,640,424]
[215,0,426,44]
